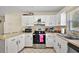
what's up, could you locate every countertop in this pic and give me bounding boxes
[0,32,24,40]
[56,33,79,48]
[1,32,79,48]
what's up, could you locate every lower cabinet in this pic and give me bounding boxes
[59,38,68,53]
[46,33,53,47]
[5,37,18,53]
[53,35,68,53]
[5,34,25,53]
[25,33,33,47]
[17,34,25,51]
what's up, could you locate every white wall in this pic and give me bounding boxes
[4,13,22,33]
[0,16,4,34]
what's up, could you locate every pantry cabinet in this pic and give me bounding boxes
[25,33,33,47]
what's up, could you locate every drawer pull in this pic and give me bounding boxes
[11,39,15,41]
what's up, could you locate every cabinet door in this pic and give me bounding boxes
[25,34,33,47]
[53,36,60,53]
[55,14,61,26]
[59,39,68,53]
[34,15,46,23]
[46,34,53,47]
[18,34,25,51]
[54,39,60,53]
[45,16,50,26]
[6,37,18,53]
[60,12,66,26]
[22,16,34,26]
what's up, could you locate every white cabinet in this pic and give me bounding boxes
[60,12,66,26]
[21,16,34,26]
[55,12,66,26]
[53,35,68,53]
[59,38,68,53]
[55,14,61,26]
[34,15,56,26]
[48,15,56,26]
[46,33,53,47]
[45,15,56,26]
[5,34,25,53]
[5,37,18,53]
[52,35,60,52]
[25,33,33,47]
[34,15,46,23]
[17,34,25,51]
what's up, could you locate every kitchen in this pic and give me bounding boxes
[0,6,79,53]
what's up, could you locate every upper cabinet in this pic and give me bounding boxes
[34,15,56,26]
[60,12,66,26]
[45,15,56,26]
[34,15,46,23]
[22,15,56,27]
[21,16,34,27]
[55,14,60,26]
[55,12,66,26]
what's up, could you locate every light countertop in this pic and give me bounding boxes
[1,32,79,48]
[0,32,24,40]
[57,33,79,48]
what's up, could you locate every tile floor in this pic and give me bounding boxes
[20,48,55,53]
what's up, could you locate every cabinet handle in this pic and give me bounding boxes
[58,43,61,48]
[59,45,61,48]
[11,39,15,41]
[16,41,18,45]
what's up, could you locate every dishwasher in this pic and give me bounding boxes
[68,43,79,53]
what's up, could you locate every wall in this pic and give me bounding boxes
[0,16,4,34]
[4,13,22,33]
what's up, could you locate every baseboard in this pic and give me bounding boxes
[18,47,55,53]
[18,47,25,53]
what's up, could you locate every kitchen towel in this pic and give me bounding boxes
[40,34,44,42]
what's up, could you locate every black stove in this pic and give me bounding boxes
[33,31,46,44]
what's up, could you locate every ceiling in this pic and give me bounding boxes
[0,6,64,15]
